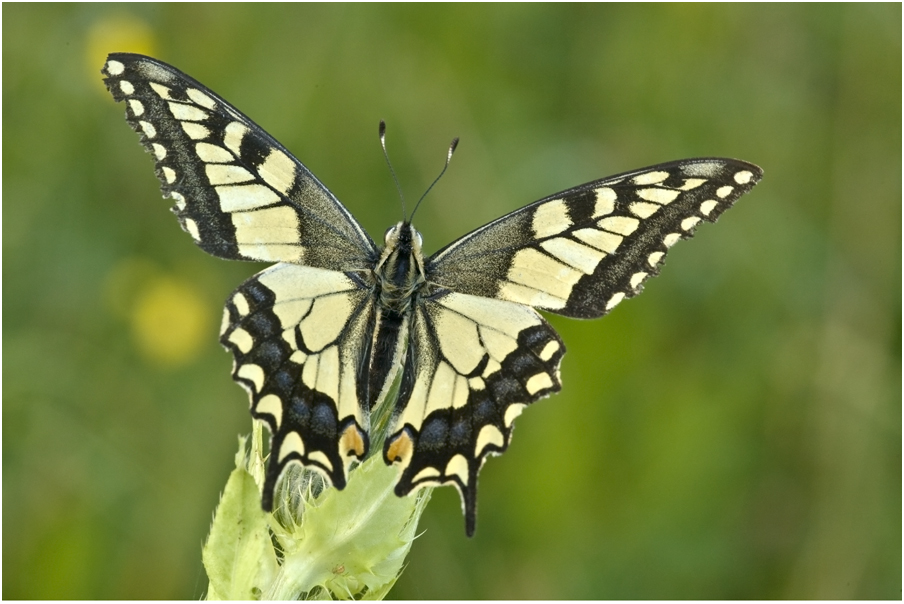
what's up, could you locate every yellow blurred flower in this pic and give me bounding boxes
[86,14,155,94]
[131,274,211,367]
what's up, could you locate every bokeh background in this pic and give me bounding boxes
[4,4,900,599]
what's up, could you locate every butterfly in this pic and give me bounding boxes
[103,53,762,536]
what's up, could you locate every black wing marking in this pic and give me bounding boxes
[102,53,376,270]
[427,159,762,318]
[383,292,565,536]
[219,263,374,509]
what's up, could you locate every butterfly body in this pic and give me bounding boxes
[103,53,762,536]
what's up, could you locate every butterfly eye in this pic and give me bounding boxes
[384,226,396,244]
[415,231,423,248]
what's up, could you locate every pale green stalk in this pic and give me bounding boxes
[203,386,430,600]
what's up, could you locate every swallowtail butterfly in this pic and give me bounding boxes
[103,53,762,536]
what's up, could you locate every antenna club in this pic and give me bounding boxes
[448,137,460,159]
[379,120,387,139]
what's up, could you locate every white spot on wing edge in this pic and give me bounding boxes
[139,121,156,138]
[279,431,305,462]
[716,185,733,199]
[504,403,526,427]
[663,233,681,248]
[256,394,283,428]
[734,170,754,184]
[681,216,701,231]
[538,340,560,361]
[227,328,254,353]
[105,60,124,75]
[475,425,505,457]
[152,143,167,160]
[171,192,186,211]
[183,218,200,241]
[128,99,145,116]
[162,166,176,183]
[411,466,442,483]
[700,199,719,216]
[237,363,265,393]
[232,292,250,316]
[220,308,230,336]
[605,292,625,310]
[444,454,470,484]
[526,372,554,395]
[629,272,648,289]
[647,251,664,267]
[119,80,134,95]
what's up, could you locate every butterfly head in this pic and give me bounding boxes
[383,222,422,253]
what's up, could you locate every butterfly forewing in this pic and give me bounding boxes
[428,159,762,318]
[102,53,376,269]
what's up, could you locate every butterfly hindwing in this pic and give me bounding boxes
[383,292,565,535]
[102,53,376,270]
[428,159,762,318]
[219,263,375,508]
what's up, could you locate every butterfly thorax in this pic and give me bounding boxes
[373,222,426,314]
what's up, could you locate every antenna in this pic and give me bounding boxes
[409,136,459,222]
[379,121,407,220]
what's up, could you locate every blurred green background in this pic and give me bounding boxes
[4,4,900,599]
